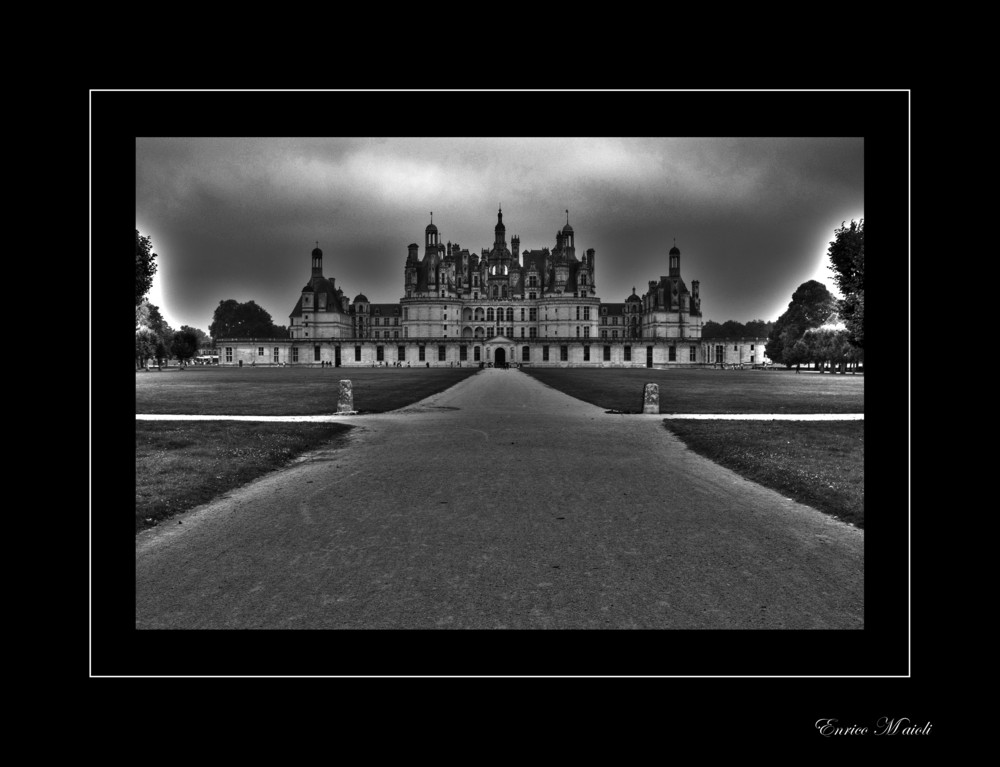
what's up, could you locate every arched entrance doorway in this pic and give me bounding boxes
[494,348,506,366]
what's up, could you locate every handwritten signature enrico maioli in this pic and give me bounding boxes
[816,718,933,736]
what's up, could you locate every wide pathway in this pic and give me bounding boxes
[136,368,863,629]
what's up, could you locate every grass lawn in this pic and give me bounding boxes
[522,367,864,414]
[664,420,864,528]
[136,421,353,533]
[522,367,863,526]
[135,366,480,415]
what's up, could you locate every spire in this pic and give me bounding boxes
[566,209,569,226]
[430,212,433,224]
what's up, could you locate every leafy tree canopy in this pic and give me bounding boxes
[766,280,837,366]
[136,230,157,308]
[828,219,864,349]
[136,299,172,340]
[702,319,773,339]
[170,328,200,364]
[209,299,286,339]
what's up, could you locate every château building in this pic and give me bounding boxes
[218,209,768,368]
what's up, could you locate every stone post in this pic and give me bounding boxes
[642,383,659,414]
[338,379,354,413]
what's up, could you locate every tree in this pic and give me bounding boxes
[828,219,864,349]
[720,320,746,338]
[180,325,212,352]
[701,320,724,339]
[136,299,173,369]
[766,280,837,367]
[209,299,285,339]
[744,319,773,338]
[136,230,158,308]
[170,328,200,367]
[135,328,157,370]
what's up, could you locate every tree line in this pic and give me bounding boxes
[135,229,287,368]
[764,220,864,373]
[701,319,775,339]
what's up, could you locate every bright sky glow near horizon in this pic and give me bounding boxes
[136,137,863,332]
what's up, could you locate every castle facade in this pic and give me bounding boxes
[218,209,767,368]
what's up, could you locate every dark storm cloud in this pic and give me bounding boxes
[136,137,863,331]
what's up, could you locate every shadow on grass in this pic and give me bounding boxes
[664,420,864,528]
[136,421,353,534]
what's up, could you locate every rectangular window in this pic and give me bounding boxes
[612,317,618,325]
[529,292,536,300]
[460,345,468,361]
[583,346,590,361]
[291,347,298,363]
[560,345,568,361]
[258,347,264,356]
[522,345,530,362]
[529,308,537,321]
[398,345,406,361]
[487,328,494,338]
[542,346,550,361]
[377,345,384,361]
[601,330,607,339]
[374,317,380,326]
[474,346,481,362]
[355,346,361,362]
[314,345,321,362]
[225,347,233,363]
[690,346,697,362]
[521,327,525,338]
[576,306,580,320]
[273,347,279,363]
[716,345,724,363]
[603,345,611,361]
[529,328,537,339]
[612,330,618,338]
[374,331,379,339]
[583,327,590,338]
[584,307,590,320]
[624,346,631,361]
[520,308,525,321]
[750,344,754,350]
[419,346,426,361]
[438,345,446,361]
[735,345,738,351]
[669,346,676,361]
[393,331,399,339]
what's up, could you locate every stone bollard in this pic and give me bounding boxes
[642,383,659,414]
[337,379,354,413]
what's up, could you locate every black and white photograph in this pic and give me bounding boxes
[96,91,911,710]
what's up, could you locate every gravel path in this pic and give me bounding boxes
[136,368,863,629]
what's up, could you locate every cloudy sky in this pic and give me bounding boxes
[136,136,863,332]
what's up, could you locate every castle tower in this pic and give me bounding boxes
[425,214,440,254]
[669,242,681,277]
[311,243,323,278]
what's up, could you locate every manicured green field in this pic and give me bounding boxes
[523,367,864,414]
[664,420,864,528]
[135,366,480,415]
[136,421,353,533]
